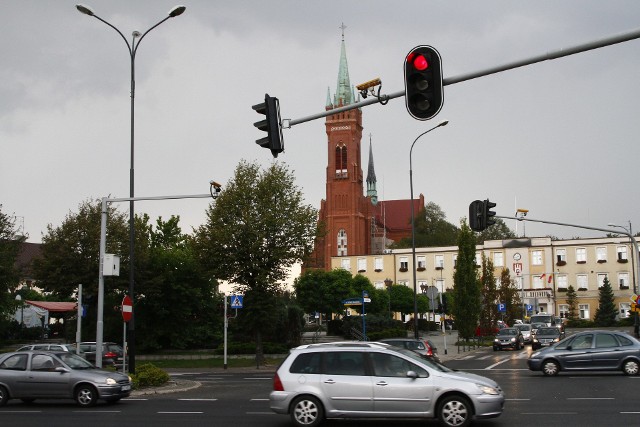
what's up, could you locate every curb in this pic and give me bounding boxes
[131,379,202,396]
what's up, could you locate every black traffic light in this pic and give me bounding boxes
[252,94,284,157]
[404,45,444,120]
[469,199,497,232]
[484,200,497,228]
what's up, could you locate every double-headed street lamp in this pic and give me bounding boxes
[76,4,186,373]
[409,120,449,339]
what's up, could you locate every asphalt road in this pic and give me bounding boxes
[2,336,639,427]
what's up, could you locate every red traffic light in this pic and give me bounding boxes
[408,53,429,71]
[404,45,443,120]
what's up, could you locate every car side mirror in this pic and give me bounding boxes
[406,370,418,379]
[566,345,572,351]
[55,367,70,374]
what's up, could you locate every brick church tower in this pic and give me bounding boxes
[304,31,423,271]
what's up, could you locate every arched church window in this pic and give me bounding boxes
[335,144,348,179]
[337,229,347,256]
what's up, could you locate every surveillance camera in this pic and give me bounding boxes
[356,78,381,91]
[210,181,221,188]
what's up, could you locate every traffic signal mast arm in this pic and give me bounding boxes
[283,26,640,129]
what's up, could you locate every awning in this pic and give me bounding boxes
[26,301,77,312]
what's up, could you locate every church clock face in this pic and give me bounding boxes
[513,253,521,261]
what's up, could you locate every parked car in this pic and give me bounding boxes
[270,341,505,427]
[16,343,86,358]
[531,327,565,350]
[527,330,640,376]
[0,350,131,406]
[79,342,124,368]
[379,338,441,363]
[514,324,532,345]
[530,322,546,336]
[493,327,524,351]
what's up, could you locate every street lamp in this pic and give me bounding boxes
[409,119,449,339]
[76,4,186,374]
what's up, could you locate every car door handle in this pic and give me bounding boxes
[376,381,389,386]
[323,379,336,384]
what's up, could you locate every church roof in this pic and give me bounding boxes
[366,138,376,184]
[373,198,423,232]
[331,29,353,107]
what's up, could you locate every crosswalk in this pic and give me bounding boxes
[458,349,531,361]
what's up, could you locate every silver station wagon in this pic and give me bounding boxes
[270,342,505,427]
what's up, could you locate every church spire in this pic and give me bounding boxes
[366,134,378,205]
[334,23,353,107]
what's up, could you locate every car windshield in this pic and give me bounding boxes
[56,352,96,369]
[537,328,558,335]
[517,325,531,331]
[498,329,517,336]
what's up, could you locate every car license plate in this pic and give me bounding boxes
[121,384,131,391]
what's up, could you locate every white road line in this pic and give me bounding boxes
[251,398,269,401]
[158,411,204,414]
[567,397,614,400]
[178,398,218,401]
[244,377,272,380]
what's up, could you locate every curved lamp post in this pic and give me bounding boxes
[409,120,449,339]
[76,4,185,373]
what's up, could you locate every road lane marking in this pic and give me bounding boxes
[158,411,204,414]
[179,398,218,401]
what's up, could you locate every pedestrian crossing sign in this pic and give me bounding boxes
[230,295,244,309]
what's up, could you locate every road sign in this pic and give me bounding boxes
[343,298,371,306]
[497,303,506,313]
[526,304,533,312]
[121,295,133,322]
[513,262,522,275]
[230,295,244,309]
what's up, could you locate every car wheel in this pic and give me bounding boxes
[438,394,472,427]
[0,385,8,406]
[75,384,98,407]
[290,395,324,427]
[542,360,560,376]
[622,359,640,376]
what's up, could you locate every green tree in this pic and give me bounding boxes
[0,205,26,333]
[33,199,130,341]
[565,285,578,321]
[452,221,481,340]
[195,161,318,367]
[594,276,617,326]
[392,202,459,248]
[498,268,523,324]
[294,269,355,320]
[478,254,499,335]
[475,218,516,244]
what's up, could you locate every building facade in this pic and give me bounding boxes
[331,236,638,321]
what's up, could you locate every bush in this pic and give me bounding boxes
[131,363,170,389]
[214,341,289,355]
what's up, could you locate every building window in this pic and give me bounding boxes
[340,258,351,271]
[453,254,458,267]
[532,275,544,289]
[576,248,587,263]
[556,275,568,291]
[618,272,630,290]
[577,274,588,291]
[531,250,543,266]
[335,144,347,178]
[579,304,590,320]
[398,280,409,287]
[399,257,408,272]
[597,273,608,288]
[559,304,569,318]
[556,248,567,265]
[596,247,607,263]
[617,246,628,262]
[357,258,366,273]
[418,280,428,294]
[475,253,482,266]
[435,278,445,292]
[435,255,444,269]
[493,252,504,267]
[417,256,426,271]
[374,257,383,272]
[337,229,347,256]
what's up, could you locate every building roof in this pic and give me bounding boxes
[373,197,424,232]
[26,300,77,312]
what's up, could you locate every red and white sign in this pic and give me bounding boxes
[122,295,133,322]
[513,262,523,275]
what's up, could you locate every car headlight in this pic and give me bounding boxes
[510,338,516,342]
[477,384,499,395]
[106,378,117,385]
[494,338,499,342]
[533,338,539,342]
[128,375,133,382]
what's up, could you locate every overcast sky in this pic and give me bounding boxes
[3,0,640,245]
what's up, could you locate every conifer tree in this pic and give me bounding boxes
[594,277,617,326]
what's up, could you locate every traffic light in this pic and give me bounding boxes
[484,199,497,228]
[469,199,497,232]
[252,94,284,157]
[404,45,444,120]
[469,200,485,231]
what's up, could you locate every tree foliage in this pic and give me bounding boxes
[478,254,499,335]
[594,276,617,326]
[475,218,516,244]
[0,205,26,330]
[195,161,318,366]
[452,221,481,339]
[392,202,459,248]
[498,268,523,324]
[565,285,578,321]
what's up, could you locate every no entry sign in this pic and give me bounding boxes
[122,295,133,322]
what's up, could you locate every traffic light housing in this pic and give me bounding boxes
[252,94,284,157]
[404,45,444,120]
[469,199,497,232]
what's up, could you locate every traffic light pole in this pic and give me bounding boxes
[282,26,640,129]
[497,214,640,338]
